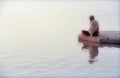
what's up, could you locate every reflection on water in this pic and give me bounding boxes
[79,40,120,64]
[80,40,99,64]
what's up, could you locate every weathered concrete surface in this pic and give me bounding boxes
[78,40,120,48]
[78,31,120,44]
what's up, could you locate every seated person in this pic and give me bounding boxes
[82,15,99,37]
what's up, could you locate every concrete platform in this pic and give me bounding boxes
[78,31,120,44]
[78,40,120,48]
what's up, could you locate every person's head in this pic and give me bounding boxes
[89,15,94,22]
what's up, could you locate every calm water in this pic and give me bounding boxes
[0,1,120,78]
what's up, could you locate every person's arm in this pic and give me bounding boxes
[89,23,94,37]
[89,29,92,37]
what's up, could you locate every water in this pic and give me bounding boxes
[0,1,120,78]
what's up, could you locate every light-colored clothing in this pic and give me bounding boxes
[89,20,99,35]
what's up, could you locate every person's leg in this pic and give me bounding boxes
[93,31,99,36]
[82,30,90,36]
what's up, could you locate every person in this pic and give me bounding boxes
[82,15,99,37]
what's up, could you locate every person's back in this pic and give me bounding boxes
[89,19,99,36]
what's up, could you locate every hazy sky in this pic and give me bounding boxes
[0,0,119,30]
[0,0,119,1]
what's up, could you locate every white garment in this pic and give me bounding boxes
[89,20,99,34]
